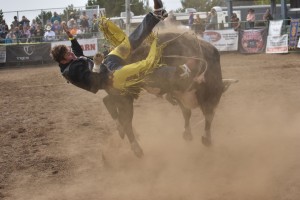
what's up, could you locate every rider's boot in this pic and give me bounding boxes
[152,0,168,20]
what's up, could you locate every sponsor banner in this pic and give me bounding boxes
[0,46,6,63]
[6,43,52,62]
[239,29,267,53]
[289,19,299,49]
[268,20,283,36]
[298,37,300,48]
[203,29,238,51]
[266,34,288,54]
[51,38,98,57]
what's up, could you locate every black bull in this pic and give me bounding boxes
[103,32,230,158]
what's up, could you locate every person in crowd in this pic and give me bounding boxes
[194,14,204,35]
[67,18,76,29]
[80,11,90,33]
[51,20,62,36]
[22,25,31,42]
[246,8,255,29]
[33,24,45,42]
[44,25,56,41]
[205,8,218,30]
[69,23,82,37]
[263,8,273,27]
[0,20,9,39]
[91,13,99,36]
[188,12,194,29]
[19,16,30,27]
[51,12,61,24]
[50,0,168,157]
[230,13,241,31]
[5,29,16,44]
[29,19,37,35]
[13,26,22,43]
[12,16,19,29]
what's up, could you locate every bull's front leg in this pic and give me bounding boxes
[116,96,144,158]
[103,95,143,158]
[177,101,193,141]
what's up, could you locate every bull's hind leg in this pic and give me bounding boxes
[178,101,193,141]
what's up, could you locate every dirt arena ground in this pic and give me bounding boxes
[0,52,300,200]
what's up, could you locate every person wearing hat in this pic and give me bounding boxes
[44,25,56,41]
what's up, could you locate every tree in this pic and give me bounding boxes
[0,10,3,22]
[87,0,146,17]
[180,0,225,12]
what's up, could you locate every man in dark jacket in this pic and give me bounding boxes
[50,0,168,158]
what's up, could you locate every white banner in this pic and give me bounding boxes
[203,29,238,51]
[266,34,288,54]
[51,38,98,57]
[298,37,300,48]
[0,46,6,63]
[268,20,283,36]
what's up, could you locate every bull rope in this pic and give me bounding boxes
[159,32,209,94]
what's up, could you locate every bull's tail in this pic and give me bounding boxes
[222,79,238,93]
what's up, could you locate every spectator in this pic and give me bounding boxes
[19,16,30,27]
[33,24,45,42]
[70,24,82,38]
[5,30,16,43]
[246,8,255,29]
[67,18,76,29]
[194,14,204,35]
[230,13,241,31]
[13,26,22,43]
[80,11,90,33]
[91,13,99,36]
[188,12,194,29]
[51,20,61,36]
[12,16,19,29]
[21,25,31,43]
[0,20,9,39]
[51,12,61,24]
[263,8,273,27]
[205,8,218,30]
[44,25,56,41]
[29,19,37,35]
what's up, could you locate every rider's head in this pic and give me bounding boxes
[50,45,77,64]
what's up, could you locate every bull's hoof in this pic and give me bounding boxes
[201,136,212,146]
[115,120,125,139]
[183,130,193,141]
[130,140,144,158]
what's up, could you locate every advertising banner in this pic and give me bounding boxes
[289,19,299,49]
[6,43,52,62]
[51,38,98,57]
[203,29,239,51]
[0,46,6,63]
[266,34,288,53]
[268,20,283,36]
[239,29,267,53]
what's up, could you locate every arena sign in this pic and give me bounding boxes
[203,29,239,51]
[51,38,98,57]
[6,43,52,62]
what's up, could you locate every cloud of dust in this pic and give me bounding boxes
[14,94,300,200]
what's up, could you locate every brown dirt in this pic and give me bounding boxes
[1,52,300,200]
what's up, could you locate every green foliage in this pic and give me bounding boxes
[0,10,3,22]
[38,11,53,25]
[180,0,225,12]
[87,0,146,17]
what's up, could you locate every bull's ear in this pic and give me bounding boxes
[222,79,238,93]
